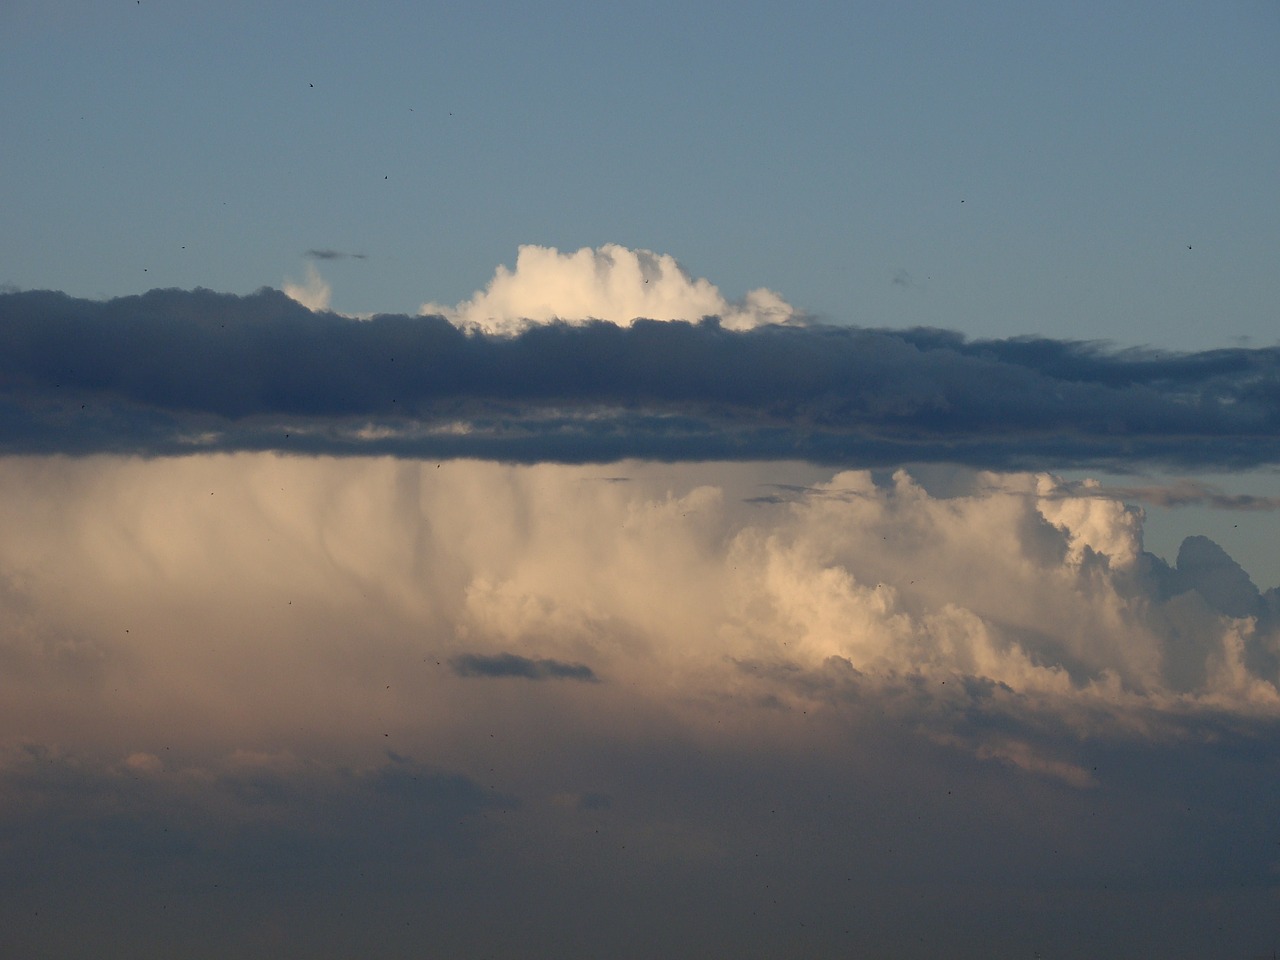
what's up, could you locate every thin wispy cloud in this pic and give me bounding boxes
[1074,477,1280,511]
[420,244,799,334]
[304,249,368,261]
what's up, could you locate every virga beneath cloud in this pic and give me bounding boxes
[2,454,1278,957]
[4,454,1279,779]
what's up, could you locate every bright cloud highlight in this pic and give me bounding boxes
[282,263,332,312]
[420,244,799,333]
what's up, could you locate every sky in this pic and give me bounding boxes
[3,3,1280,958]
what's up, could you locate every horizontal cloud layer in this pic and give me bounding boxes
[3,285,1280,468]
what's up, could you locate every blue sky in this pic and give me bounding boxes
[5,0,1278,348]
[5,4,1280,958]
[6,0,1280,582]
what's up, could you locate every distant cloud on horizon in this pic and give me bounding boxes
[3,283,1280,469]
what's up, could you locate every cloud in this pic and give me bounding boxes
[304,249,367,261]
[1,456,1274,736]
[281,264,332,312]
[1076,477,1280,511]
[450,652,599,682]
[420,244,799,334]
[4,284,1280,468]
[2,454,1279,956]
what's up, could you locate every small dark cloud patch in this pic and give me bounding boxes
[450,652,599,683]
[577,792,613,811]
[304,249,367,261]
[746,483,833,504]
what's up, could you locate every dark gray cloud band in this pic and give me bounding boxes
[3,287,1279,468]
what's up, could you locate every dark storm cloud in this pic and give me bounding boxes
[3,286,1280,468]
[450,652,599,682]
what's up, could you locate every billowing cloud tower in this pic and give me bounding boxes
[421,243,798,333]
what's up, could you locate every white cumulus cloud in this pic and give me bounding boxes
[420,244,800,334]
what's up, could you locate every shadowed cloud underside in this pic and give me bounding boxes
[3,285,1280,468]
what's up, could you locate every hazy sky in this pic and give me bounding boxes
[4,3,1280,959]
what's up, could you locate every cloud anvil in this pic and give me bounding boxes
[3,287,1279,468]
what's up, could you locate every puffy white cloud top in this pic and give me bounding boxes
[421,244,799,333]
